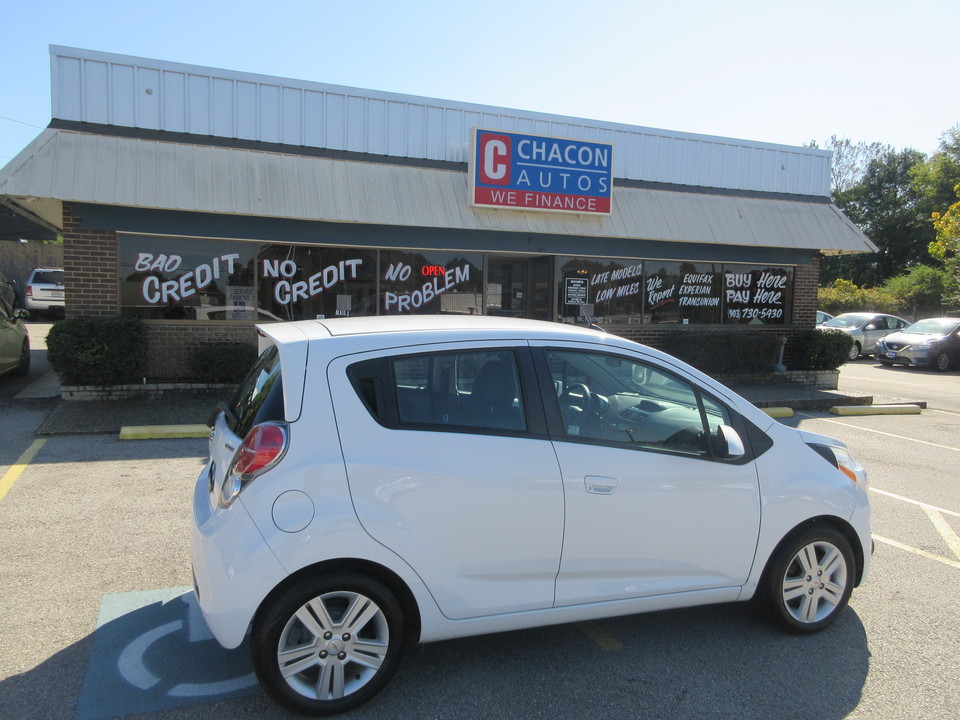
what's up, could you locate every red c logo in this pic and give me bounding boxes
[479,133,511,185]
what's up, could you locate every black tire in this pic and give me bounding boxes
[933,351,951,372]
[252,573,404,716]
[14,338,30,377]
[848,342,861,361]
[759,526,855,634]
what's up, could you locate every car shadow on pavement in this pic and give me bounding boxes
[0,598,869,720]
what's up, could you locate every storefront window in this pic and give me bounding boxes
[643,262,722,325]
[256,245,377,320]
[721,265,793,325]
[379,250,483,315]
[119,236,258,320]
[557,256,644,325]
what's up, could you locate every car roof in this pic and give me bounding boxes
[261,315,611,343]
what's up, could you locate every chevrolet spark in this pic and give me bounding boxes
[192,316,871,715]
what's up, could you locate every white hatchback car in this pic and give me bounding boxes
[192,316,872,715]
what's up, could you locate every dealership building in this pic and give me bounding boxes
[0,46,875,378]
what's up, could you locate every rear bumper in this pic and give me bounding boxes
[190,464,288,648]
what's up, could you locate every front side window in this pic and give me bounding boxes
[545,350,731,457]
[390,350,526,432]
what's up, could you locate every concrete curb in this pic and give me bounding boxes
[761,407,795,418]
[828,404,923,416]
[119,424,211,440]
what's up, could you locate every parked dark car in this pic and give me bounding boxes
[875,317,960,371]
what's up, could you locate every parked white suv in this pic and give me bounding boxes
[24,267,65,315]
[192,316,872,715]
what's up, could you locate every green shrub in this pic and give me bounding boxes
[47,316,147,385]
[660,331,781,374]
[791,328,852,371]
[191,343,259,384]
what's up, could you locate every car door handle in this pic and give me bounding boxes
[584,476,618,494]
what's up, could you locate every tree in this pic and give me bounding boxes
[823,136,890,195]
[824,148,932,287]
[929,182,960,309]
[912,127,960,215]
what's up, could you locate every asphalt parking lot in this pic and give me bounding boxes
[1,355,958,719]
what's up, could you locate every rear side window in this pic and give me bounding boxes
[393,351,525,431]
[349,350,527,433]
[226,344,284,437]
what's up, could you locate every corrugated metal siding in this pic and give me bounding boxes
[0,130,875,254]
[50,46,832,197]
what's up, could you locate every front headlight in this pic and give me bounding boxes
[809,443,868,489]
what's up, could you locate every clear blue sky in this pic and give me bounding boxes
[2,0,957,167]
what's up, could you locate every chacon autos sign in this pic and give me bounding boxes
[469,129,613,214]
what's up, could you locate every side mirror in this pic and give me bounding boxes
[713,425,745,459]
[864,324,877,331]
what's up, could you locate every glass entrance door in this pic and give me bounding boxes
[486,257,553,320]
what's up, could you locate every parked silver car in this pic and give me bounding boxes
[820,312,909,360]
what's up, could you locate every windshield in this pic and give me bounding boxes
[904,318,960,335]
[823,314,868,329]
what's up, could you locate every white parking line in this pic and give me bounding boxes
[922,506,960,561]
[870,488,960,518]
[873,536,960,569]
[797,413,960,452]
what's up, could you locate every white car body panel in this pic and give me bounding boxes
[191,316,872,652]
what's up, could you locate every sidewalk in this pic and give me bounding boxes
[19,368,923,438]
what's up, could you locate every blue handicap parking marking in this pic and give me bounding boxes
[76,587,258,720]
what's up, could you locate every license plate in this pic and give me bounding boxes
[886,352,896,358]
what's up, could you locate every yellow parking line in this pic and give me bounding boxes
[0,438,47,502]
[576,622,623,651]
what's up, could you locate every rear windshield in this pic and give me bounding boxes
[32,270,64,285]
[225,344,284,437]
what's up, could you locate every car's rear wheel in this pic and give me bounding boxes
[848,343,861,361]
[14,339,30,377]
[252,573,404,716]
[934,351,951,372]
[760,527,855,633]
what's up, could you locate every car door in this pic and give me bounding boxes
[530,344,762,607]
[862,315,889,354]
[328,342,565,620]
[0,298,19,372]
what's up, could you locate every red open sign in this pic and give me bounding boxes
[421,265,446,277]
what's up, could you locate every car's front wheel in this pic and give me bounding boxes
[933,351,951,372]
[848,342,861,361]
[760,527,855,633]
[252,573,405,716]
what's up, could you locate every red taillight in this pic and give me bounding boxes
[26,286,33,297]
[233,423,287,477]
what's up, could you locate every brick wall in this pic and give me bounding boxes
[143,321,259,379]
[62,203,119,317]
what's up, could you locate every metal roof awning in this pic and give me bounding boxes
[0,129,877,255]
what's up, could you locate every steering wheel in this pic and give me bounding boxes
[560,383,593,412]
[664,425,706,450]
